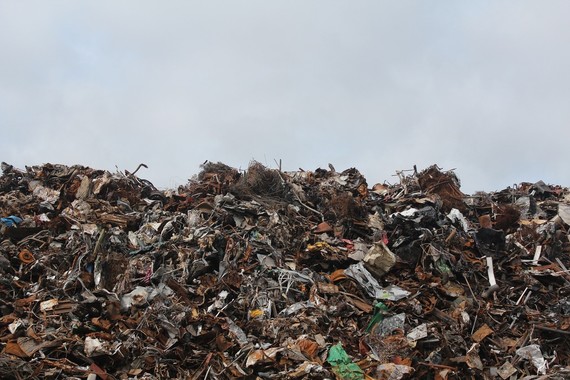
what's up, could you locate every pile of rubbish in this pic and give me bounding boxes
[1,160,570,379]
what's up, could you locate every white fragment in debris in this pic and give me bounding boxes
[187,209,202,227]
[334,175,348,186]
[532,245,542,266]
[121,287,150,310]
[486,256,496,286]
[37,213,51,222]
[391,208,418,218]
[406,323,428,342]
[380,285,411,301]
[84,337,104,357]
[514,241,530,256]
[516,345,547,375]
[128,231,139,248]
[207,290,229,313]
[40,298,59,312]
[447,208,470,232]
[275,268,313,283]
[267,211,280,228]
[279,301,315,316]
[232,214,246,228]
[84,337,121,357]
[345,262,410,301]
[8,319,23,334]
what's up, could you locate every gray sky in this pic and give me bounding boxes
[2,1,569,194]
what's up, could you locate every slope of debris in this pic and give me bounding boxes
[1,161,570,379]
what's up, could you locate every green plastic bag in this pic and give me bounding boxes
[327,343,365,380]
[365,302,388,333]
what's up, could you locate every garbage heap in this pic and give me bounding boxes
[1,161,570,380]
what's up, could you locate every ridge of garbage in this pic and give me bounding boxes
[1,161,569,379]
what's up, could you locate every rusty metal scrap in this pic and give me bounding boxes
[1,161,570,379]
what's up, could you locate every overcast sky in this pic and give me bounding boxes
[1,1,569,194]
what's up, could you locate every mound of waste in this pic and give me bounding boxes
[1,161,570,379]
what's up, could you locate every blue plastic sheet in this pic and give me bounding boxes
[0,215,22,227]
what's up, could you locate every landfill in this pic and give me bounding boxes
[1,160,570,379]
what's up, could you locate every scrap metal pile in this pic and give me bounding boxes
[1,161,570,379]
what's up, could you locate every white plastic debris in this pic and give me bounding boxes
[516,344,547,375]
[486,257,497,286]
[447,208,470,232]
[128,231,140,248]
[345,262,410,301]
[207,290,229,313]
[37,213,51,223]
[84,337,104,357]
[84,336,121,357]
[391,208,419,218]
